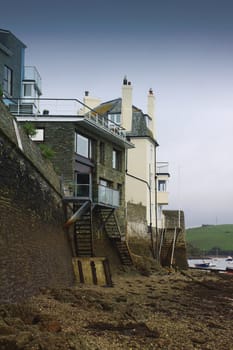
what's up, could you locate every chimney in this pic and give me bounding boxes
[78,91,102,115]
[147,88,156,137]
[121,76,132,131]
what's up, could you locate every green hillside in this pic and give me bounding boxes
[186,224,233,252]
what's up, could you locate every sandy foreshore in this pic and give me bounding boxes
[0,268,233,349]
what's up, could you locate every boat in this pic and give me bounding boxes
[225,256,233,262]
[194,262,210,268]
[226,266,233,274]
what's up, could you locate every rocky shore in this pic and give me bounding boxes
[0,268,233,349]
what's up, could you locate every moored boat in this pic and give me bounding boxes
[226,266,233,273]
[225,256,233,262]
[194,262,210,268]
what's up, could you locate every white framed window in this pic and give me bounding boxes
[158,180,167,192]
[30,128,44,141]
[75,133,92,159]
[23,83,33,97]
[145,115,152,128]
[108,113,121,127]
[112,149,121,170]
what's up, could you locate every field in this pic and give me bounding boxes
[186,224,233,251]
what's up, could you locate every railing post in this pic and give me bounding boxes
[17,99,20,115]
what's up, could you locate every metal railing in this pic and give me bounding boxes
[24,66,42,93]
[98,185,120,207]
[4,97,127,141]
[85,111,126,139]
[156,162,169,174]
[62,181,120,207]
[62,181,90,199]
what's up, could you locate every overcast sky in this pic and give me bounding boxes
[2,0,233,227]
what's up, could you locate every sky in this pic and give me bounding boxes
[1,0,233,227]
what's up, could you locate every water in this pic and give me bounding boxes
[188,257,233,271]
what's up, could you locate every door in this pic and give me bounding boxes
[76,173,92,198]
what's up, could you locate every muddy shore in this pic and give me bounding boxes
[0,268,233,350]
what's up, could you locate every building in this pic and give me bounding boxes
[0,29,41,113]
[156,161,170,228]
[16,102,134,271]
[83,78,170,239]
[1,29,135,281]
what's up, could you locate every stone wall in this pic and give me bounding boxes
[159,210,188,269]
[126,202,148,238]
[0,103,74,302]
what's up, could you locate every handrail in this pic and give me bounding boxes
[4,97,127,140]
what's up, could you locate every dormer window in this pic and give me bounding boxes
[145,115,152,128]
[108,113,121,128]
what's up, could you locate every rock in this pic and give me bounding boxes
[0,319,15,335]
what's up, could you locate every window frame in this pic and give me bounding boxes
[30,128,45,142]
[108,113,121,127]
[112,148,122,171]
[3,65,13,96]
[99,142,105,165]
[75,133,92,159]
[158,180,167,192]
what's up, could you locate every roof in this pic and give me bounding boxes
[93,98,156,140]
[0,29,27,49]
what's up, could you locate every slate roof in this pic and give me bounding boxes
[93,98,154,140]
[0,29,27,49]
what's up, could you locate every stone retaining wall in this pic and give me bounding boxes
[0,102,74,302]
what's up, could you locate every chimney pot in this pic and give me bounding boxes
[123,76,128,85]
[85,91,89,96]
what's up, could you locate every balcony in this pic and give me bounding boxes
[98,185,120,207]
[62,181,91,201]
[23,66,42,94]
[157,191,169,205]
[156,162,169,175]
[62,181,120,207]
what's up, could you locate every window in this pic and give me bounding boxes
[112,149,121,170]
[76,173,90,197]
[108,113,121,127]
[99,179,113,188]
[99,142,105,164]
[3,65,13,96]
[158,180,166,192]
[145,115,152,128]
[23,83,33,97]
[30,128,44,141]
[75,133,92,158]
[117,183,122,203]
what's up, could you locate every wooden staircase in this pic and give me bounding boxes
[159,228,180,267]
[96,206,133,266]
[74,202,93,257]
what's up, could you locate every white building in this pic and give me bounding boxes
[81,77,170,237]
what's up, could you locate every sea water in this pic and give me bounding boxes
[188,257,233,271]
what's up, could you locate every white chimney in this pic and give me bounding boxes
[147,88,156,137]
[78,91,101,115]
[121,76,132,131]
